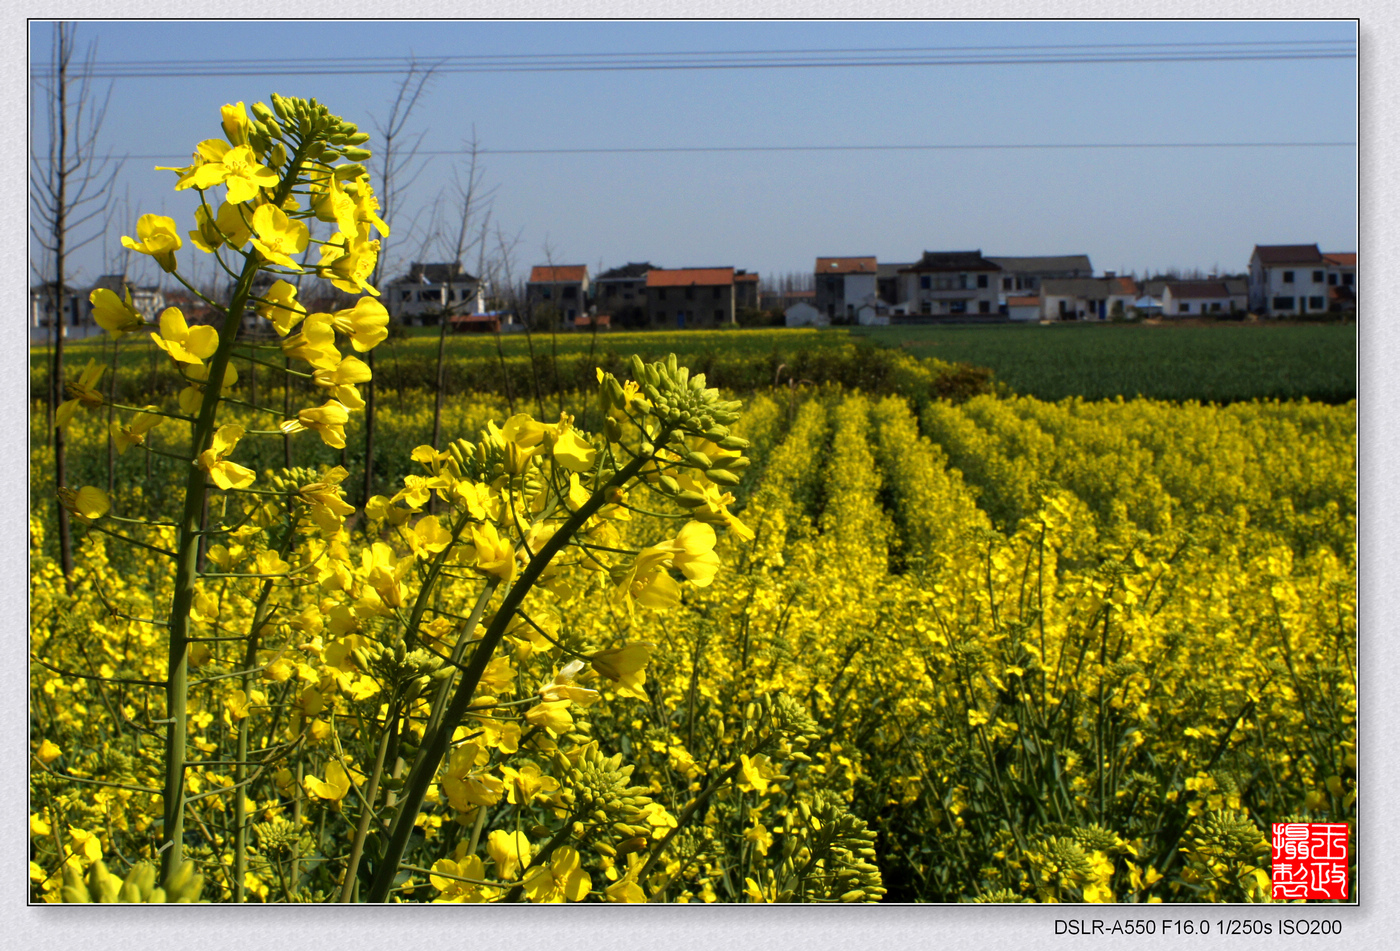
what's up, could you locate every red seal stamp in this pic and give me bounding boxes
[1271,822,1349,900]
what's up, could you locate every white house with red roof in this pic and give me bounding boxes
[1248,245,1335,317]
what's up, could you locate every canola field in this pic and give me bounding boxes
[28,92,1355,906]
[30,380,1355,903]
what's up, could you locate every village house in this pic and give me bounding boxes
[526,265,590,325]
[1322,252,1357,313]
[645,267,739,328]
[1248,245,1332,317]
[895,251,1003,319]
[760,287,814,312]
[592,262,657,327]
[1005,295,1043,322]
[987,254,1094,307]
[876,261,912,310]
[784,300,829,328]
[1039,275,1139,321]
[1160,280,1248,317]
[814,256,879,323]
[30,283,86,341]
[734,271,760,312]
[385,262,484,326]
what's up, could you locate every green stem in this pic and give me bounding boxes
[364,441,666,902]
[339,701,397,902]
[234,503,300,902]
[159,141,311,885]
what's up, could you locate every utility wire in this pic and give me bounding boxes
[45,38,1356,70]
[30,41,1355,79]
[101,141,1357,162]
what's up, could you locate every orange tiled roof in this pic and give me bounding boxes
[647,267,734,288]
[1323,252,1356,267]
[1007,296,1040,306]
[529,265,588,283]
[735,272,759,282]
[815,256,877,275]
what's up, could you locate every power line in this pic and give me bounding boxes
[43,38,1356,69]
[104,141,1357,162]
[29,41,1355,80]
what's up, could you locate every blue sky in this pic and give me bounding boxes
[29,19,1357,289]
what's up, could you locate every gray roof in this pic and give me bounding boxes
[877,262,914,279]
[986,255,1093,275]
[901,250,1001,273]
[391,262,477,285]
[596,262,657,282]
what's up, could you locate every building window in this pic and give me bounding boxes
[605,285,616,297]
[979,300,990,313]
[684,286,695,301]
[1309,296,1324,310]
[1179,302,1190,314]
[977,274,988,289]
[658,288,667,301]
[712,286,721,299]
[563,286,577,300]
[1002,277,1012,290]
[541,287,552,299]
[1342,273,1354,286]
[1328,273,1337,285]
[1312,271,1324,283]
[921,301,932,315]
[1210,302,1221,312]
[1273,296,1295,311]
[1282,271,1294,283]
[949,300,967,314]
[714,309,723,323]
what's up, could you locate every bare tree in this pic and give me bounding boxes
[30,22,120,581]
[361,58,437,507]
[430,131,496,453]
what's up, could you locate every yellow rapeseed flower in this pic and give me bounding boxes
[521,847,591,903]
[250,203,309,270]
[197,424,255,490]
[258,279,307,335]
[486,830,532,879]
[111,406,164,454]
[331,297,390,351]
[55,360,105,428]
[151,307,218,365]
[281,400,351,449]
[88,287,143,336]
[121,214,182,272]
[57,485,111,523]
[176,140,278,204]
